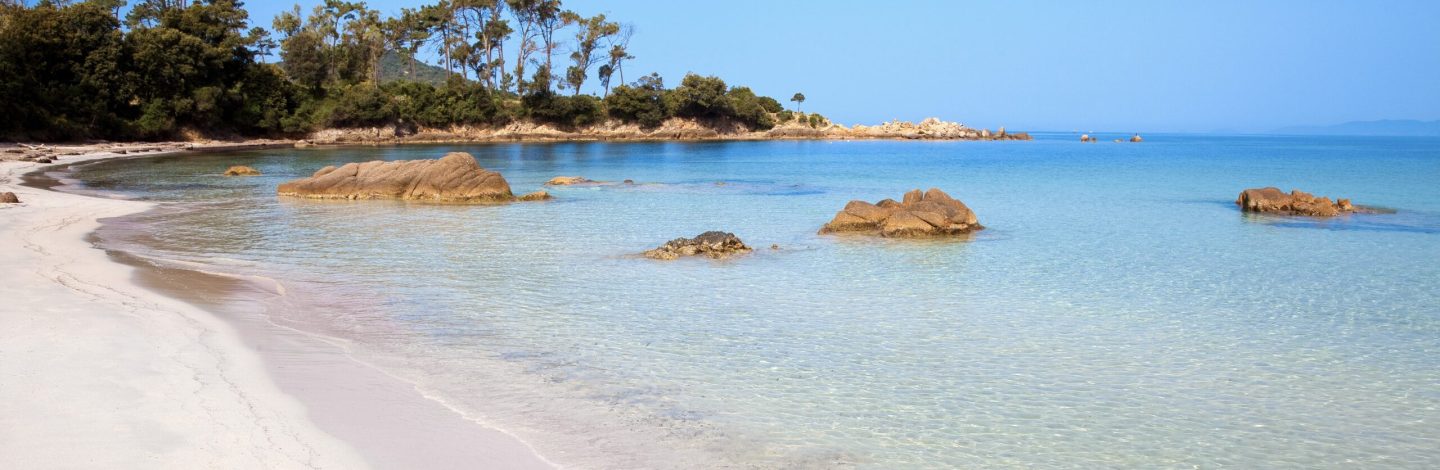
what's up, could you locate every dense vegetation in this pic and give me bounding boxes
[0,0,793,141]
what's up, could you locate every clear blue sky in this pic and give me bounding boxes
[242,0,1440,132]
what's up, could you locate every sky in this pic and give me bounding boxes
[239,0,1440,132]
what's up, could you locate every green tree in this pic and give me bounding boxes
[604,72,667,128]
[563,12,618,95]
[790,92,805,111]
[666,73,731,118]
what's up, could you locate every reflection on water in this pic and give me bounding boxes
[73,135,1440,468]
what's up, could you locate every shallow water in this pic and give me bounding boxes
[73,134,1440,468]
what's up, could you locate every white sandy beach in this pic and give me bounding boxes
[0,150,554,469]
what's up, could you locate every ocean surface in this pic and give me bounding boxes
[68,134,1440,468]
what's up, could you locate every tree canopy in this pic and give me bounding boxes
[0,0,791,141]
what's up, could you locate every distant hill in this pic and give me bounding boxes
[1274,119,1440,137]
[379,51,451,86]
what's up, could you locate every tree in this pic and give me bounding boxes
[790,92,805,111]
[598,23,633,97]
[604,72,666,128]
[563,12,617,95]
[666,73,730,118]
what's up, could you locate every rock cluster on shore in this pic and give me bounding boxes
[544,176,597,186]
[643,231,753,260]
[1236,187,1361,217]
[820,188,983,238]
[1,192,19,203]
[223,165,261,176]
[277,152,546,203]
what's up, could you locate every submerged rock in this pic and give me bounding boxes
[224,165,261,176]
[277,152,515,202]
[1,192,19,203]
[1236,187,1366,217]
[643,231,753,260]
[518,190,552,201]
[820,188,983,238]
[545,176,595,185]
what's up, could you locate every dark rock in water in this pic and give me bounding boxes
[1,192,19,203]
[819,188,983,238]
[223,165,261,176]
[643,231,753,260]
[518,190,552,201]
[277,152,514,203]
[35,158,52,163]
[1236,187,1370,217]
[1129,134,1144,143]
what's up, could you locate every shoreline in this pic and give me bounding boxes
[0,149,555,468]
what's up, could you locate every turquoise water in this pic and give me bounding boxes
[73,134,1440,468]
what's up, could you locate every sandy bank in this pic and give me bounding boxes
[0,150,554,469]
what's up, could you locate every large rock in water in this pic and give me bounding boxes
[643,231,753,260]
[819,188,982,237]
[224,165,261,176]
[1236,187,1358,217]
[277,152,515,202]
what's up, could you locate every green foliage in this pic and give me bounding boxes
[666,73,731,118]
[808,113,828,128]
[777,110,795,123]
[604,73,668,128]
[0,1,815,141]
[726,87,775,130]
[523,90,604,127]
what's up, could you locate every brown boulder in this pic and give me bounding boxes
[277,152,514,202]
[1129,134,1143,143]
[643,231,753,260]
[223,165,261,176]
[518,191,552,201]
[820,188,983,238]
[1236,187,1362,217]
[1,192,19,203]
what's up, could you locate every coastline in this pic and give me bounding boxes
[0,149,554,469]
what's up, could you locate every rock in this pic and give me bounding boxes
[35,158,52,163]
[1080,134,1090,142]
[518,191,552,201]
[1236,187,1364,217]
[643,231,753,260]
[545,176,593,186]
[1129,134,1143,143]
[1,192,19,203]
[277,152,515,202]
[623,179,635,185]
[223,165,261,176]
[820,188,983,238]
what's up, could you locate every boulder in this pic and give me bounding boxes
[1236,187,1363,217]
[518,191,552,201]
[1,192,19,203]
[643,231,753,260]
[545,176,594,186]
[223,165,261,176]
[277,152,515,202]
[1129,134,1143,143]
[820,188,983,238]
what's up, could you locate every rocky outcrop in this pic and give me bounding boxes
[277,152,516,202]
[1129,134,1143,143]
[224,165,261,176]
[518,190,552,201]
[1236,187,1361,217]
[1080,134,1098,143]
[544,176,597,186]
[1,192,19,203]
[643,231,753,260]
[844,118,1030,141]
[820,188,983,238]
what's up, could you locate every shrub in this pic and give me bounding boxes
[665,73,731,118]
[808,113,828,128]
[726,86,775,130]
[523,91,605,127]
[326,83,396,127]
[605,83,668,128]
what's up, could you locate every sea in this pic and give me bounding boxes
[60,133,1440,468]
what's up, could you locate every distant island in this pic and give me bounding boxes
[1273,119,1440,137]
[0,1,1023,144]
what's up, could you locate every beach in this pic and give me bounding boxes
[0,150,554,469]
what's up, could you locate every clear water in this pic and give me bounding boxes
[70,134,1440,468]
